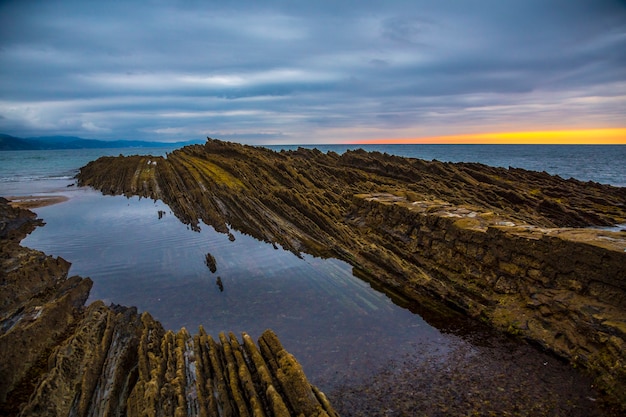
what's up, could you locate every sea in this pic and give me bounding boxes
[1,144,624,414]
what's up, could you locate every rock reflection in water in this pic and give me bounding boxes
[23,190,446,380]
[23,189,615,416]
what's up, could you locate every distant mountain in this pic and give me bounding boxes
[0,133,204,150]
[0,134,40,150]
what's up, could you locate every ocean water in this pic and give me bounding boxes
[1,145,625,195]
[1,144,621,412]
[0,147,175,195]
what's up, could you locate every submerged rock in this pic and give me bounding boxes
[0,198,336,417]
[76,138,626,409]
[205,252,217,273]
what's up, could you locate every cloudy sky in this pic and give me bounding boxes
[0,0,625,144]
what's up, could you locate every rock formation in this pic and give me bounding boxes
[0,197,337,416]
[77,139,626,408]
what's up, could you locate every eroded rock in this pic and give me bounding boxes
[76,139,626,408]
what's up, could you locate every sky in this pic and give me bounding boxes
[0,0,625,144]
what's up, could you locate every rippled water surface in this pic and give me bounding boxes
[0,147,174,194]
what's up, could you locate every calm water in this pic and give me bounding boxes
[20,189,451,385]
[1,144,622,413]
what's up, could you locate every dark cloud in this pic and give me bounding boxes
[0,0,624,142]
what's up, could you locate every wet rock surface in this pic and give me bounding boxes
[0,198,337,416]
[76,139,626,411]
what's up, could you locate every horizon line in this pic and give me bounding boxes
[348,128,626,145]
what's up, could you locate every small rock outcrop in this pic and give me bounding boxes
[205,252,217,273]
[0,198,337,417]
[76,139,626,408]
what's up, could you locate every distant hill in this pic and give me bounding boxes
[0,133,204,150]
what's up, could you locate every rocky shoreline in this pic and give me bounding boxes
[0,197,337,416]
[76,139,626,410]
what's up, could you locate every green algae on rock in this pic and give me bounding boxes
[77,139,626,409]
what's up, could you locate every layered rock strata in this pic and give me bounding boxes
[0,198,337,416]
[349,193,626,402]
[77,139,626,408]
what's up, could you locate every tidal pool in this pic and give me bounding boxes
[23,188,615,416]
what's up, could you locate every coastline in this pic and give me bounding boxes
[3,140,626,414]
[76,139,626,410]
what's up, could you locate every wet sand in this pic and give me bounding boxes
[7,195,69,209]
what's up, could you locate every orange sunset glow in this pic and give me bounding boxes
[352,128,626,145]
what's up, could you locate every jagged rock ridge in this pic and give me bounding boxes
[77,139,626,408]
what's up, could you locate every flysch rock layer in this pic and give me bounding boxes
[0,197,337,417]
[76,139,626,409]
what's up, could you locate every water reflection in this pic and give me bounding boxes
[22,189,450,384]
[23,189,611,415]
